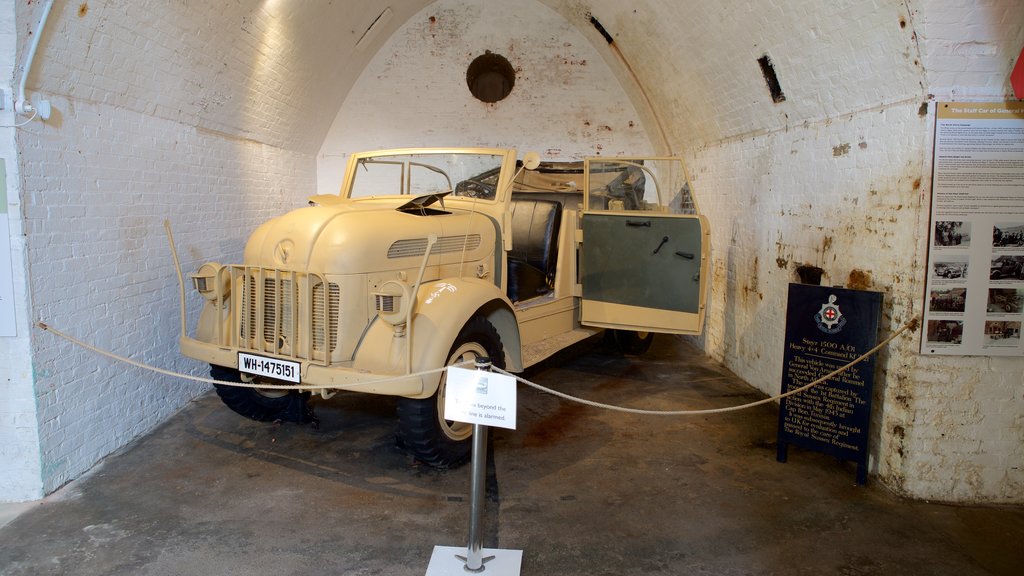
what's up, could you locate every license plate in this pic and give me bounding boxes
[237,352,301,383]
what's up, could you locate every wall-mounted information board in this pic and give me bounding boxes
[922,102,1024,356]
[776,284,883,485]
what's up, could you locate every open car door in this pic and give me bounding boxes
[580,157,710,334]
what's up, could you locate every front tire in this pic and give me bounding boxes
[210,364,311,423]
[396,317,505,468]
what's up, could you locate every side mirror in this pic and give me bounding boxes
[522,151,541,171]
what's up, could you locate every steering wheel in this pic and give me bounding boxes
[456,179,495,199]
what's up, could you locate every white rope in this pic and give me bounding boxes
[0,109,38,128]
[35,315,919,416]
[493,316,920,416]
[34,321,454,391]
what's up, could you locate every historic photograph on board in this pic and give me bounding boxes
[986,288,1024,314]
[926,320,964,345]
[992,222,1024,248]
[931,257,969,280]
[988,255,1024,280]
[933,221,971,247]
[983,321,1021,348]
[928,288,967,313]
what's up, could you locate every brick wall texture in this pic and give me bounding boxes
[2,0,1021,503]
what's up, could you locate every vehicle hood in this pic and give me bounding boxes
[243,203,496,273]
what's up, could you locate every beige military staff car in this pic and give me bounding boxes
[180,147,710,467]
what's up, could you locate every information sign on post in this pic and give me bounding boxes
[443,366,517,430]
[428,365,521,576]
[776,284,883,485]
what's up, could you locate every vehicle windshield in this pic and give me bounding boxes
[585,158,697,214]
[347,151,507,201]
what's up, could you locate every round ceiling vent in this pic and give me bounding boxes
[466,51,515,103]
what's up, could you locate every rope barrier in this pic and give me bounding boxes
[495,315,920,416]
[34,322,453,391]
[35,315,919,416]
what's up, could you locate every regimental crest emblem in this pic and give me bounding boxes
[815,294,846,334]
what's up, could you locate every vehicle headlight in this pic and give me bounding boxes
[373,280,412,326]
[191,263,229,301]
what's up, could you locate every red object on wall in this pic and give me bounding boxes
[1013,46,1024,99]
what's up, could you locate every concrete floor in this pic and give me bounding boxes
[1,335,1021,576]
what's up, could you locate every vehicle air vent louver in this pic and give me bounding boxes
[312,280,340,353]
[387,234,482,259]
[375,294,396,313]
[241,275,257,341]
[264,278,296,345]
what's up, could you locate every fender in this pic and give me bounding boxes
[352,276,522,399]
[195,300,225,344]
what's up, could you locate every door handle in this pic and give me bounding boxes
[626,220,651,227]
[675,251,695,259]
[653,236,669,254]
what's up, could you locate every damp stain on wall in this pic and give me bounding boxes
[820,235,834,264]
[741,255,763,302]
[775,231,792,270]
[847,269,872,290]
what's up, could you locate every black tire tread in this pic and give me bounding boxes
[613,329,655,355]
[210,364,302,422]
[396,317,504,468]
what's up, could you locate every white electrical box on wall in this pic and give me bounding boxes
[0,158,17,337]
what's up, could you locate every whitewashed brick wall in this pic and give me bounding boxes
[20,98,315,492]
[10,0,317,497]
[662,0,1021,502]
[3,0,1019,504]
[0,0,42,503]
[318,0,653,195]
[898,0,1024,502]
[915,0,1024,99]
[543,0,1020,502]
[687,101,934,495]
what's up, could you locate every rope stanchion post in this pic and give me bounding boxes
[462,356,494,572]
[428,357,522,576]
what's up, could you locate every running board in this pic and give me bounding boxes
[520,328,600,369]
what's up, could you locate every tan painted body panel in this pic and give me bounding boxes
[179,148,710,399]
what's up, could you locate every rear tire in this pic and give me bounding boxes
[612,330,654,355]
[210,364,311,423]
[396,317,505,468]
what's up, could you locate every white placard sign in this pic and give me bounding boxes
[0,158,16,337]
[443,366,517,430]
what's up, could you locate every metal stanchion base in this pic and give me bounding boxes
[425,546,522,576]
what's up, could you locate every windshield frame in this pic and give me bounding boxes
[340,147,518,204]
[583,156,700,214]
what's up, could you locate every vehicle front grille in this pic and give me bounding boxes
[232,267,339,365]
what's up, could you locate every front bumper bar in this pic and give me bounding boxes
[180,336,426,396]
